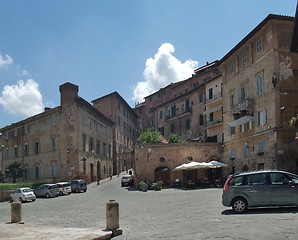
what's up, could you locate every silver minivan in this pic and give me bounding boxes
[222,170,298,213]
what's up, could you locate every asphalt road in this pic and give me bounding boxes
[1,174,298,239]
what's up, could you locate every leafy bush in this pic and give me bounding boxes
[167,134,183,143]
[154,181,163,191]
[138,128,161,144]
[138,181,146,191]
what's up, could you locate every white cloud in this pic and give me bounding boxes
[133,43,198,103]
[0,79,44,117]
[0,53,13,69]
[17,65,29,76]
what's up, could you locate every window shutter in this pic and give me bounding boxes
[263,109,267,125]
[228,125,231,136]
[254,111,259,127]
[238,88,242,103]
[244,85,248,99]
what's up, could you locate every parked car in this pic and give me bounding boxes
[222,170,298,213]
[34,184,59,198]
[9,188,36,203]
[56,182,72,196]
[121,175,134,187]
[70,179,87,193]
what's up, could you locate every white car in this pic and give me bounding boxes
[9,188,36,203]
[56,182,72,196]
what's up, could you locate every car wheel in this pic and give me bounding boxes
[32,199,36,202]
[45,193,50,198]
[232,197,248,213]
[19,197,23,203]
[59,191,63,196]
[121,183,124,187]
[75,188,79,193]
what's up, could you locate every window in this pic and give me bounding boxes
[82,114,87,125]
[199,114,204,126]
[103,143,106,156]
[270,173,289,185]
[242,52,247,66]
[248,120,253,129]
[229,95,234,109]
[254,110,267,127]
[258,140,266,153]
[171,123,175,133]
[14,129,18,137]
[199,93,203,103]
[160,111,163,119]
[52,138,56,152]
[51,162,56,178]
[186,119,190,130]
[23,144,29,156]
[96,141,101,154]
[83,159,86,175]
[35,121,39,130]
[228,125,235,136]
[89,138,94,153]
[240,124,245,132]
[256,39,262,53]
[24,168,29,180]
[185,99,190,111]
[230,62,234,74]
[24,124,28,134]
[35,166,40,179]
[247,173,266,185]
[109,145,111,157]
[102,126,106,136]
[209,88,213,100]
[5,148,10,160]
[90,119,93,129]
[171,105,176,117]
[150,97,152,102]
[34,141,40,155]
[256,76,263,96]
[82,135,87,151]
[209,112,213,122]
[230,148,236,159]
[13,146,18,158]
[243,143,249,156]
[158,92,160,98]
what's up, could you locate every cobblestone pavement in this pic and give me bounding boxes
[1,173,298,239]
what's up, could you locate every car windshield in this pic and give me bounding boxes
[122,176,130,179]
[22,189,32,193]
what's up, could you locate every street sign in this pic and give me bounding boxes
[127,154,132,159]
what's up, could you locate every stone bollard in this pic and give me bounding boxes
[11,201,23,224]
[106,199,122,237]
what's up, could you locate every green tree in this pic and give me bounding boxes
[167,134,183,143]
[5,162,23,183]
[138,128,161,144]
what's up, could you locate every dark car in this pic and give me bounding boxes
[70,179,87,193]
[222,170,298,213]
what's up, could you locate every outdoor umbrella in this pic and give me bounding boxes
[173,161,206,171]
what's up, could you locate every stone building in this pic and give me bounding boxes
[134,142,223,187]
[220,14,298,175]
[92,92,138,174]
[135,61,221,141]
[0,82,114,183]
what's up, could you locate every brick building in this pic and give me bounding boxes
[92,92,138,174]
[0,82,114,183]
[220,14,298,175]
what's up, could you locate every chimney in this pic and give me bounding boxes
[59,82,79,106]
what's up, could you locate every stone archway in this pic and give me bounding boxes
[154,167,170,186]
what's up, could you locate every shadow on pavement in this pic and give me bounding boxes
[222,206,298,215]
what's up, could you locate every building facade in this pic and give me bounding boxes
[0,82,114,183]
[135,61,222,141]
[92,92,138,174]
[220,15,298,175]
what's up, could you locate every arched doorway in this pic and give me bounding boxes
[154,167,170,186]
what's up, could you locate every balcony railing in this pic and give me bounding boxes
[166,107,192,120]
[231,98,253,115]
[205,92,222,104]
[205,117,223,127]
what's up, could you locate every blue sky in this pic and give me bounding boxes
[0,0,297,128]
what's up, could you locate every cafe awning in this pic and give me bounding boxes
[202,104,222,116]
[228,116,254,127]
